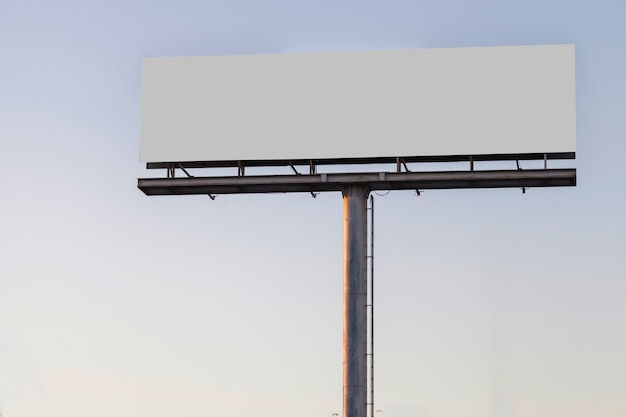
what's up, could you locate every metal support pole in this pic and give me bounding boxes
[368,195,375,417]
[342,185,369,417]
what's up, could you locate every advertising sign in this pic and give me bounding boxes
[140,44,575,163]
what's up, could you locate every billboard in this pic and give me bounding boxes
[140,44,576,163]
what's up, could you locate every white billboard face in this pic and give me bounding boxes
[140,44,575,163]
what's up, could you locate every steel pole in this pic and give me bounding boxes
[342,185,369,417]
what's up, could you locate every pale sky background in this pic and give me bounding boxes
[1,1,625,417]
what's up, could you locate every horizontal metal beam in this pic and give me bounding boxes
[138,169,576,196]
[145,152,575,170]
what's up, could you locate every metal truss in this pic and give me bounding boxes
[139,154,575,196]
[139,153,575,196]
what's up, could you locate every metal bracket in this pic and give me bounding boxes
[288,161,301,175]
[166,163,194,179]
[289,161,317,197]
[309,160,319,198]
[237,161,245,177]
[177,163,193,178]
[516,157,526,194]
[395,157,411,173]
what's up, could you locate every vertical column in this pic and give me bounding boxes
[342,185,369,417]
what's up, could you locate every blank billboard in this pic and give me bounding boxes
[140,44,575,163]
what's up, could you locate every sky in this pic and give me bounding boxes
[1,0,625,416]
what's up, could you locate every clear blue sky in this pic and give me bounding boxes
[1,1,625,416]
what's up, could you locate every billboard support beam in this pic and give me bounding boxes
[342,185,370,417]
[138,168,576,196]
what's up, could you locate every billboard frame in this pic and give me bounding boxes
[138,154,576,196]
